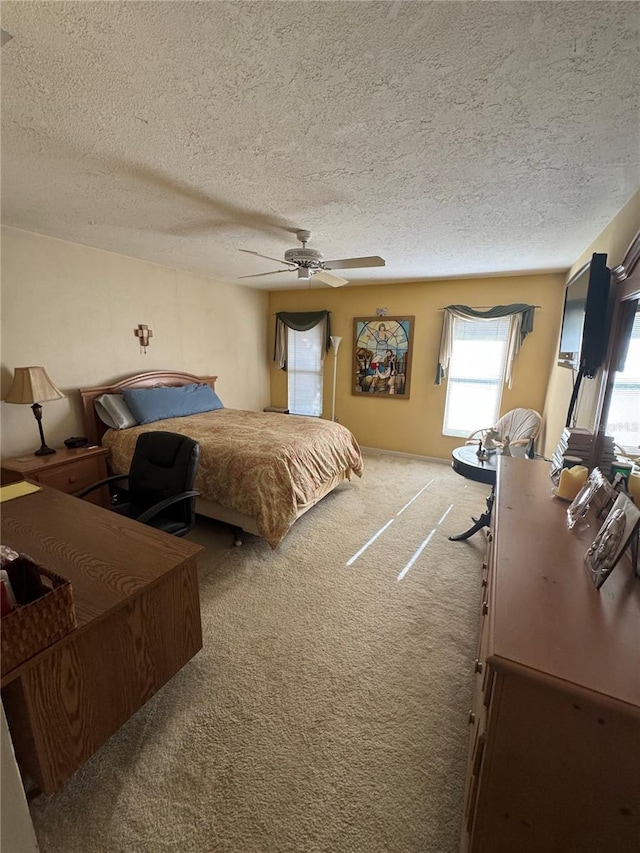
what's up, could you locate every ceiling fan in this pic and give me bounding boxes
[238,230,385,287]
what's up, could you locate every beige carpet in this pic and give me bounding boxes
[30,450,488,853]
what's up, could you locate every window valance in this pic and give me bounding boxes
[435,304,536,388]
[274,310,332,370]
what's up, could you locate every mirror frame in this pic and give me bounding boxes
[590,230,640,467]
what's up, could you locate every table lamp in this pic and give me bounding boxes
[4,366,65,456]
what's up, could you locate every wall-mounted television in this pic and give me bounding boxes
[558,253,611,377]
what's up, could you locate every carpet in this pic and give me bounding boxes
[29,450,488,853]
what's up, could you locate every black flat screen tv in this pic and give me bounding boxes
[558,252,611,378]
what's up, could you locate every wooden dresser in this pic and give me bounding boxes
[1,446,110,508]
[461,457,640,853]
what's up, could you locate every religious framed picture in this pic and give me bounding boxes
[352,316,414,399]
[566,467,616,530]
[584,492,640,589]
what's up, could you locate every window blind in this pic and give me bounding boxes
[443,316,510,437]
[287,324,324,416]
[607,309,640,451]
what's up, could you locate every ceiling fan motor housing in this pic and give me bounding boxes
[284,247,325,269]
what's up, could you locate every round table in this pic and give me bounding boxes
[449,445,499,540]
[451,445,499,487]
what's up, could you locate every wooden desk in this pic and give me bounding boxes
[1,486,203,794]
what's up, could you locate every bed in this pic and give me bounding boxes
[79,371,363,547]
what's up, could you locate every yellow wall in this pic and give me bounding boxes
[542,190,640,457]
[1,227,270,457]
[269,273,566,459]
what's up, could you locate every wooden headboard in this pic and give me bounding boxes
[79,370,218,446]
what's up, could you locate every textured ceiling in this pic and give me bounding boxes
[1,1,638,290]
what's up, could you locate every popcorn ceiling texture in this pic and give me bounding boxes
[1,1,638,289]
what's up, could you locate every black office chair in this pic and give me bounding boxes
[77,431,200,537]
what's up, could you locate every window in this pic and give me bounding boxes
[287,324,324,416]
[443,316,510,437]
[606,308,640,451]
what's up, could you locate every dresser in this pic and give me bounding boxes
[461,457,640,853]
[1,446,110,508]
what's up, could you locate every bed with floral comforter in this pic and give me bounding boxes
[102,408,363,547]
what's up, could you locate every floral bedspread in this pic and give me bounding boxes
[102,409,363,547]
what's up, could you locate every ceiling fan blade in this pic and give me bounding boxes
[238,268,294,279]
[313,270,349,288]
[323,256,386,270]
[239,249,295,266]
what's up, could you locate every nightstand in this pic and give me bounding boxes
[1,446,110,508]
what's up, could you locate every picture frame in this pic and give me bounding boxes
[566,467,616,530]
[353,316,414,399]
[584,492,640,589]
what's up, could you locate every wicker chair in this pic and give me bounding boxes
[466,408,542,454]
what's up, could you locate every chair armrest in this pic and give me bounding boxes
[75,474,129,499]
[466,427,491,444]
[136,491,200,524]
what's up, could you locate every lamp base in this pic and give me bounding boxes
[35,445,56,456]
[31,402,56,456]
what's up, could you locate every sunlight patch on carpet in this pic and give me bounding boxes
[396,478,434,516]
[346,517,395,566]
[397,528,436,581]
[437,504,454,525]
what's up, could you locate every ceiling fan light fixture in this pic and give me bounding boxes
[285,247,323,265]
[238,230,384,286]
[313,270,349,288]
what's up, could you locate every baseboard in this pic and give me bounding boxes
[360,446,450,465]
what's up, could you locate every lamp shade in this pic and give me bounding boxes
[4,367,65,404]
[330,335,343,355]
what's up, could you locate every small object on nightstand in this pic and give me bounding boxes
[476,440,487,461]
[64,436,88,449]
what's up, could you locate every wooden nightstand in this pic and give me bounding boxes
[1,446,110,508]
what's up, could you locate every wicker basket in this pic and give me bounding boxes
[1,558,76,678]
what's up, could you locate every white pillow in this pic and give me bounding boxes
[94,394,138,430]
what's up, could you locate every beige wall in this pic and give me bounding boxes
[543,190,640,457]
[1,227,270,457]
[269,273,566,459]
[4,192,635,464]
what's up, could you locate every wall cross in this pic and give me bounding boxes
[134,324,153,354]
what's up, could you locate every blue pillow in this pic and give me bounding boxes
[122,384,224,425]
